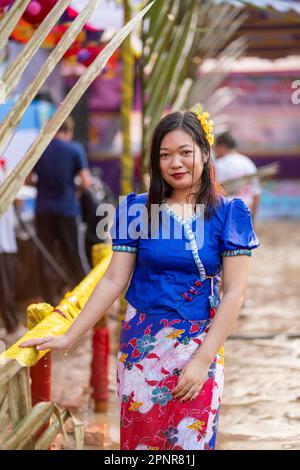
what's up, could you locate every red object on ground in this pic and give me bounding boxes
[23,0,57,25]
[30,352,51,405]
[90,326,110,411]
[30,352,52,439]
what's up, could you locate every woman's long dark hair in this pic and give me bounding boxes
[146,110,225,224]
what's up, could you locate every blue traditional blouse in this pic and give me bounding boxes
[109,192,260,321]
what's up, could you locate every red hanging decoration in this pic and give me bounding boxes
[23,0,58,25]
[0,0,15,7]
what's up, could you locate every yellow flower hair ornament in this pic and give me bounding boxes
[189,103,214,146]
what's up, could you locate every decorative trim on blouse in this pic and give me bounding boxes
[160,201,207,281]
[161,201,203,225]
[183,222,207,282]
[112,245,137,253]
[208,275,218,319]
[221,249,252,257]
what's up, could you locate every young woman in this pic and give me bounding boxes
[20,108,260,450]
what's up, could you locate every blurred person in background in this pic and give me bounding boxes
[80,168,115,266]
[31,115,91,305]
[0,159,27,344]
[214,131,262,226]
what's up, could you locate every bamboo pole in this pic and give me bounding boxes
[140,12,146,193]
[221,163,280,195]
[0,0,31,50]
[2,0,72,100]
[0,0,156,218]
[120,0,134,195]
[1,402,54,450]
[7,374,20,427]
[17,368,32,418]
[0,360,22,387]
[0,395,10,442]
[34,409,69,450]
[4,366,31,430]
[0,381,7,405]
[34,408,84,450]
[0,0,101,154]
[7,368,34,448]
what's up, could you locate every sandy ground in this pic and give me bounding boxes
[217,220,300,450]
[46,220,300,449]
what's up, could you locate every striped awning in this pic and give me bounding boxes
[219,1,300,14]
[218,0,300,58]
[247,1,300,13]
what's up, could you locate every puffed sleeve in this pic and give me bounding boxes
[221,198,260,257]
[109,192,139,253]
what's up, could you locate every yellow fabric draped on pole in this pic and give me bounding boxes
[0,244,112,367]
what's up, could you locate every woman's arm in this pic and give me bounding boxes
[172,255,251,401]
[19,251,136,351]
[194,255,251,363]
[66,250,136,343]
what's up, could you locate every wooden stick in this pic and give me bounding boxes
[7,374,20,427]
[0,394,10,441]
[221,162,280,194]
[121,0,134,195]
[34,409,69,450]
[0,0,31,50]
[1,402,54,450]
[17,368,32,417]
[0,360,22,387]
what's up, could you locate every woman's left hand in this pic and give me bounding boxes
[172,356,212,402]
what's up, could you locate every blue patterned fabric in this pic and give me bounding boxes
[110,192,260,320]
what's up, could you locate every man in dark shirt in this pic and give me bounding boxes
[33,116,90,305]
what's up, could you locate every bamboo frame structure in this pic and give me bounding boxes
[0,0,155,217]
[0,359,84,450]
[0,243,113,449]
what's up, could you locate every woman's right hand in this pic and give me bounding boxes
[19,334,72,352]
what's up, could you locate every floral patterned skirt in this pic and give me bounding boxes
[117,303,225,450]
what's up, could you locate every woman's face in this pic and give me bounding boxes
[159,129,205,191]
